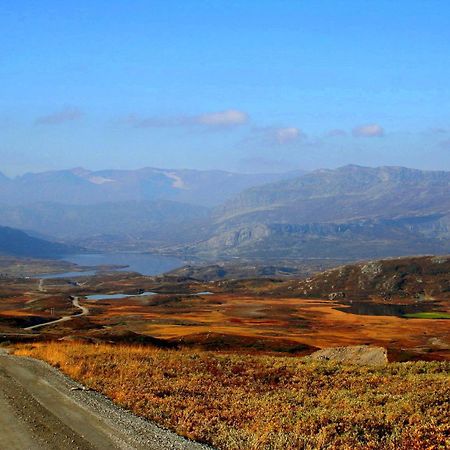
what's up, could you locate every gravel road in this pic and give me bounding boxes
[0,349,212,450]
[24,296,89,331]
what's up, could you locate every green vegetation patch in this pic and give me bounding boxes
[404,312,450,319]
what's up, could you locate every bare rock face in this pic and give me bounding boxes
[328,291,345,300]
[305,345,388,367]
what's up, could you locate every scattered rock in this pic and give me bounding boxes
[70,386,90,392]
[428,337,450,350]
[328,291,345,300]
[58,335,98,344]
[304,345,388,367]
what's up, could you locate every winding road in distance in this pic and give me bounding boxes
[0,280,211,448]
[24,296,89,331]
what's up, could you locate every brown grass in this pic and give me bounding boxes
[15,342,450,450]
[81,293,450,358]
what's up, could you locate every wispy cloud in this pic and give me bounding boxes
[35,107,84,125]
[249,126,305,146]
[196,110,248,126]
[326,129,347,137]
[352,124,384,137]
[429,127,447,135]
[123,109,249,129]
[274,127,303,144]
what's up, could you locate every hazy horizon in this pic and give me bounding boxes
[2,161,450,179]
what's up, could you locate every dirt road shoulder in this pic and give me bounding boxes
[0,349,211,450]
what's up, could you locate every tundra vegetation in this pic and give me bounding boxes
[15,342,450,450]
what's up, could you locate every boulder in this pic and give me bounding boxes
[305,345,388,367]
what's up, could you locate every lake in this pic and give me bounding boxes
[39,253,184,278]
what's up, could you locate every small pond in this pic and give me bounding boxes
[39,270,98,279]
[85,291,214,300]
[335,301,439,317]
[85,291,156,300]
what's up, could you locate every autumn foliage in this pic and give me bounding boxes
[15,342,450,449]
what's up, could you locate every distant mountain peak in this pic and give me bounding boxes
[87,176,116,185]
[162,171,188,190]
[0,166,298,207]
[69,167,92,177]
[339,164,368,170]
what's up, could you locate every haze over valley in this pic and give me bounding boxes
[1,164,449,262]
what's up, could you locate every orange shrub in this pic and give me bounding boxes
[15,342,450,450]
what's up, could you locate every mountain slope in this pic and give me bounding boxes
[216,165,450,223]
[0,226,76,258]
[176,165,450,259]
[0,201,212,249]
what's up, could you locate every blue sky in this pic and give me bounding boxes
[1,0,450,175]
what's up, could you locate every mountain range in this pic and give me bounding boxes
[0,167,301,250]
[0,164,449,260]
[0,167,302,206]
[174,165,450,259]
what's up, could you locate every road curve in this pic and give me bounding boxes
[0,349,211,450]
[24,296,89,331]
[38,278,46,292]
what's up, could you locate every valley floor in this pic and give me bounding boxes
[0,269,449,360]
[0,256,449,448]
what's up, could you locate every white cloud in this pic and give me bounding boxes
[196,109,249,126]
[35,107,83,125]
[242,126,305,148]
[326,129,347,137]
[352,124,384,137]
[274,127,303,144]
[122,109,249,129]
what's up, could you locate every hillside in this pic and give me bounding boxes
[0,200,212,248]
[0,226,76,258]
[167,258,350,281]
[177,165,450,259]
[262,255,450,302]
[217,165,450,221]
